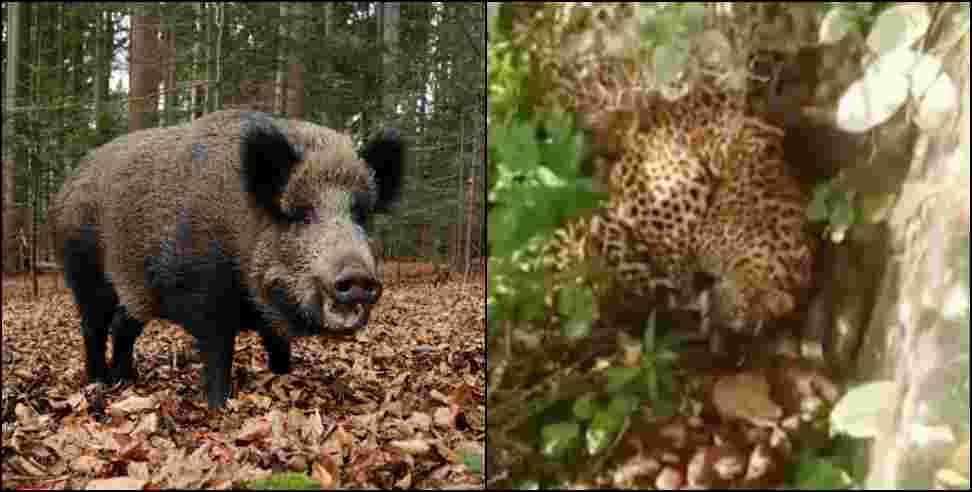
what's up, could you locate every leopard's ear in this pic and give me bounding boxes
[763,289,795,319]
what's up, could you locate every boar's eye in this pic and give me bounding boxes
[350,191,372,227]
[290,206,318,225]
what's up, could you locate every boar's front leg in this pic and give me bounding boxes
[195,333,238,408]
[106,307,146,383]
[243,299,292,375]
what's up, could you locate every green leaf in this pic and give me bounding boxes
[830,380,898,439]
[807,182,835,221]
[562,318,593,340]
[680,3,706,33]
[535,165,567,188]
[607,393,641,417]
[795,457,855,489]
[642,310,658,354]
[653,396,677,418]
[541,421,582,460]
[493,122,541,173]
[586,409,624,455]
[541,122,581,177]
[573,395,599,420]
[605,367,640,394]
[829,192,857,229]
[461,450,483,476]
[514,480,541,490]
[558,285,595,320]
[245,472,322,490]
[866,3,931,55]
[653,42,689,85]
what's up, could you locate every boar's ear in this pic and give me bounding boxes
[240,112,303,222]
[360,128,404,213]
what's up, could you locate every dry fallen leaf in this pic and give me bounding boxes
[85,476,147,490]
[236,417,272,444]
[1,272,484,490]
[312,456,340,489]
[109,395,157,416]
[433,406,456,429]
[713,372,783,427]
[389,438,432,456]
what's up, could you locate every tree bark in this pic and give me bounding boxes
[381,2,400,125]
[274,2,288,116]
[4,2,23,273]
[129,8,161,132]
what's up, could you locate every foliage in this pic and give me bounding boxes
[487,12,605,338]
[515,315,682,476]
[461,449,484,477]
[245,472,321,490]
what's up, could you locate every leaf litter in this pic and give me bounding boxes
[1,268,484,489]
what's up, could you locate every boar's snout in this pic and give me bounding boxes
[333,269,381,306]
[314,257,382,335]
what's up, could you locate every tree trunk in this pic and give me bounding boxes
[204,3,213,114]
[213,3,223,111]
[274,2,288,116]
[190,2,203,120]
[381,2,400,124]
[93,8,105,126]
[454,116,465,270]
[160,13,176,126]
[129,8,161,132]
[3,2,23,273]
[286,2,307,119]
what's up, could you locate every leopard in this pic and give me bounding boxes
[540,80,816,336]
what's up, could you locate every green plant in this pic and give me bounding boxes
[244,472,322,490]
[531,313,682,465]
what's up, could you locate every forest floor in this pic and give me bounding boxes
[1,262,485,490]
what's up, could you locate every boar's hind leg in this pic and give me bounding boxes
[62,225,118,384]
[106,307,146,383]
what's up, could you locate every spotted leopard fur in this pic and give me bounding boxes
[542,81,815,331]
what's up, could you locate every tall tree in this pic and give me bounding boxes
[129,6,161,131]
[3,2,23,273]
[274,2,288,115]
[381,2,400,125]
[190,2,204,119]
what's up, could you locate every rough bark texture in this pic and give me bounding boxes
[3,2,22,273]
[855,13,970,486]
[128,13,162,132]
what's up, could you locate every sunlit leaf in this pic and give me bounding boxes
[605,367,640,394]
[541,421,582,460]
[535,166,567,188]
[866,3,931,54]
[642,310,658,354]
[795,457,855,489]
[558,285,596,325]
[586,409,624,455]
[807,183,835,221]
[573,395,599,420]
[462,450,483,476]
[829,192,857,230]
[693,29,732,67]
[820,7,860,44]
[830,380,898,439]
[836,66,909,133]
[562,318,592,340]
[913,70,958,132]
[653,42,689,85]
[607,394,641,417]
